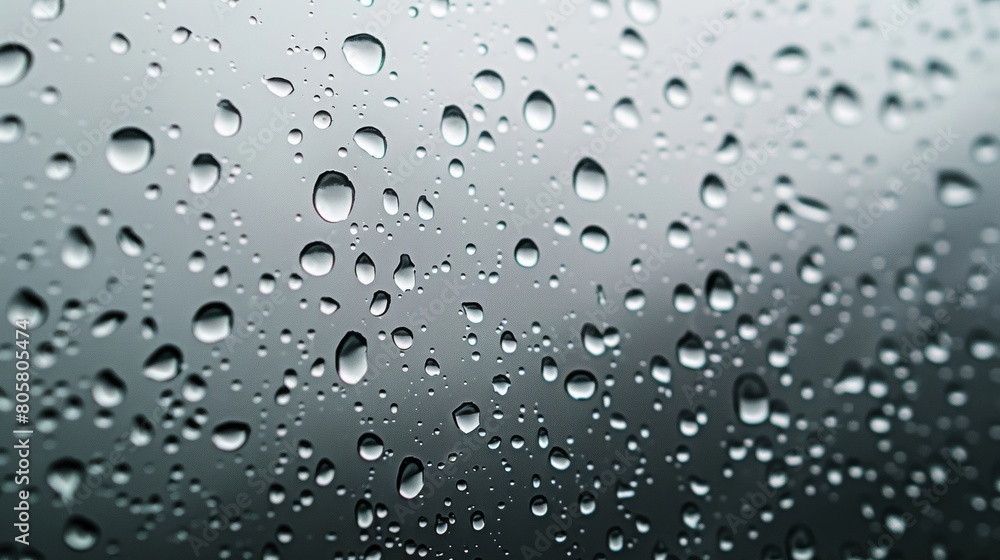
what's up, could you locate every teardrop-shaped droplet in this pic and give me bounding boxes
[189,153,221,194]
[342,33,386,75]
[264,76,294,97]
[524,91,555,131]
[0,43,33,87]
[313,170,356,223]
[61,226,95,269]
[91,311,126,338]
[664,78,691,109]
[394,254,416,291]
[143,344,182,382]
[92,369,127,408]
[213,99,242,137]
[611,98,641,129]
[192,302,233,344]
[355,253,376,285]
[573,158,608,202]
[354,126,387,158]
[515,238,539,268]
[677,331,706,370]
[106,127,153,174]
[211,421,250,451]
[734,373,769,425]
[336,331,368,385]
[700,174,728,210]
[397,457,424,499]
[315,458,336,486]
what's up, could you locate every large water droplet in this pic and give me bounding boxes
[827,84,863,127]
[0,44,33,87]
[626,0,659,24]
[515,238,540,267]
[580,226,610,253]
[192,302,233,344]
[573,158,608,202]
[7,288,48,328]
[300,241,335,276]
[706,270,737,313]
[700,174,728,210]
[213,99,241,137]
[63,516,100,551]
[565,370,597,400]
[664,78,691,109]
[342,33,386,75]
[524,91,555,131]
[143,344,182,382]
[394,254,416,291]
[397,457,424,499]
[734,373,770,425]
[358,433,385,461]
[92,369,127,408]
[441,105,469,147]
[473,70,504,100]
[189,153,221,194]
[313,170,356,223]
[264,76,294,97]
[211,421,250,451]
[727,63,758,106]
[336,331,368,385]
[936,170,980,208]
[106,127,154,174]
[677,331,706,369]
[355,253,376,285]
[452,402,481,433]
[354,126,387,158]
[61,226,95,269]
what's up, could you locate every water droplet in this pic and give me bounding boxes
[650,356,671,384]
[473,70,504,100]
[109,33,130,55]
[61,226,95,269]
[677,331,706,369]
[31,0,63,21]
[211,421,250,451]
[358,433,384,461]
[63,516,100,551]
[515,238,539,267]
[580,226,609,253]
[524,91,555,131]
[106,127,153,174]
[706,270,737,313]
[7,288,47,328]
[393,254,416,291]
[452,402,481,433]
[727,63,758,106]
[336,331,368,385]
[342,33,386,75]
[264,76,294,97]
[299,241,335,276]
[143,344,182,382]
[397,457,424,499]
[971,135,999,165]
[612,98,641,129]
[664,78,691,109]
[626,0,659,24]
[192,302,233,344]
[315,458,336,486]
[355,253,376,285]
[91,310,126,338]
[573,158,608,202]
[354,126,387,158]
[0,44,33,87]
[213,100,241,137]
[565,370,597,400]
[92,369,127,408]
[700,174,728,210]
[936,170,980,208]
[313,170,356,223]
[441,105,469,146]
[827,84,863,127]
[189,153,221,194]
[772,46,808,75]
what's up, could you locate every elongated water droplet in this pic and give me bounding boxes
[664,78,691,109]
[473,70,504,100]
[441,105,469,147]
[706,270,737,313]
[827,84,863,127]
[336,331,368,385]
[734,373,770,425]
[515,238,539,267]
[143,344,182,382]
[727,63,758,106]
[61,226,95,269]
[397,457,424,499]
[394,254,416,291]
[356,253,376,285]
[213,99,241,137]
[524,91,555,131]
[354,126,387,158]
[7,288,47,328]
[573,158,608,202]
[0,44,33,87]
[92,369,127,407]
[189,153,221,194]
[264,76,294,97]
[211,421,250,451]
[91,311,126,338]
[936,170,980,208]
